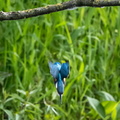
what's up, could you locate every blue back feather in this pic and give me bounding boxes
[60,62,69,79]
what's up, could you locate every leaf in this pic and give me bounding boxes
[0,72,12,85]
[116,104,120,119]
[99,91,115,101]
[87,96,106,119]
[111,108,117,120]
[16,89,26,95]
[15,113,20,120]
[79,61,84,74]
[4,109,14,120]
[7,93,25,102]
[71,26,85,40]
[102,101,118,115]
[54,34,67,40]
[29,89,38,95]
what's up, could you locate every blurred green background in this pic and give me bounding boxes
[0,0,120,119]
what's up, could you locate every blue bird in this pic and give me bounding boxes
[48,61,69,103]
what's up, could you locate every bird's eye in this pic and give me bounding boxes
[54,78,57,82]
[54,78,57,84]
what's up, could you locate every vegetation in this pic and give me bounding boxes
[0,0,120,119]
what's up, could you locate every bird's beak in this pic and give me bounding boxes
[60,94,62,104]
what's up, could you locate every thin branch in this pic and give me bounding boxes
[0,0,120,21]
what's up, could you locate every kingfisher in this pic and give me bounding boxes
[48,61,69,103]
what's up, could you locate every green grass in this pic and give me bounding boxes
[0,0,120,119]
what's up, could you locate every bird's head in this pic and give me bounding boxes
[56,75,64,104]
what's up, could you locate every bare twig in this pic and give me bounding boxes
[0,0,120,21]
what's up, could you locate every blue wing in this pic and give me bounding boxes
[54,62,61,70]
[48,62,60,79]
[60,62,69,79]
